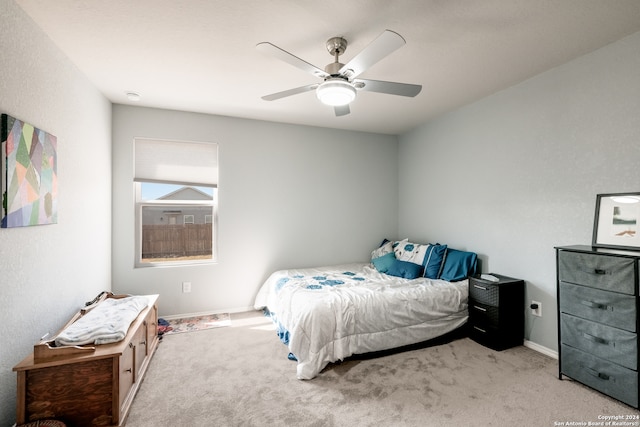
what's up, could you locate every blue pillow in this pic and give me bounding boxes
[372,252,396,273]
[439,249,478,281]
[387,259,423,279]
[422,244,448,279]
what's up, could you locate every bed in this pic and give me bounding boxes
[254,239,478,379]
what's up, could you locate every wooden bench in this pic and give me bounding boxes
[13,294,159,427]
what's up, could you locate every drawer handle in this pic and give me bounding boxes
[473,305,487,312]
[592,268,607,275]
[140,340,147,346]
[473,284,487,290]
[124,368,132,373]
[582,365,613,382]
[473,326,487,333]
[580,300,611,311]
[582,332,610,346]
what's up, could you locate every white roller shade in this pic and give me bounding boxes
[134,138,218,187]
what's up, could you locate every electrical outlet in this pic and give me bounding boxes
[531,300,542,317]
[182,281,192,293]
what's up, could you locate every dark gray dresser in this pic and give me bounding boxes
[556,245,639,408]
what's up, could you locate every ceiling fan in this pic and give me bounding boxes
[256,29,422,116]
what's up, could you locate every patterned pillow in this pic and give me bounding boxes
[371,239,395,260]
[393,240,449,279]
[394,240,427,265]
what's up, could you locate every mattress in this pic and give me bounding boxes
[254,263,469,379]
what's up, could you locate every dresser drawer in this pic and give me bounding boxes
[468,321,523,351]
[558,251,635,295]
[469,281,499,306]
[560,313,637,370]
[559,282,637,332]
[469,322,497,342]
[469,320,503,345]
[469,300,500,326]
[22,358,114,426]
[119,341,135,411]
[561,344,638,408]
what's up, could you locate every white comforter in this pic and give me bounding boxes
[254,263,468,379]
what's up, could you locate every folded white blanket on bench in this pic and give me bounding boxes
[54,296,149,346]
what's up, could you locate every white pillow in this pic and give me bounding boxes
[371,239,397,260]
[394,240,428,265]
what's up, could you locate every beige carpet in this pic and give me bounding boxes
[126,311,638,426]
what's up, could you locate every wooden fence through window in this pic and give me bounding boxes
[142,224,212,259]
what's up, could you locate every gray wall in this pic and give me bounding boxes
[0,0,112,423]
[112,105,399,316]
[398,32,640,352]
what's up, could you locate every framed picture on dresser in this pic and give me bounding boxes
[592,192,640,249]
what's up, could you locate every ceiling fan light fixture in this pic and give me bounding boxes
[316,79,356,106]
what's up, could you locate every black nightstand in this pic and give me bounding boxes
[468,274,525,351]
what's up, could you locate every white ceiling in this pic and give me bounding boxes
[15,0,640,135]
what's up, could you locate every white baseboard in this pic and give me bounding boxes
[524,339,558,359]
[161,306,256,320]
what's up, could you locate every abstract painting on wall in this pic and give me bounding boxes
[1,114,57,228]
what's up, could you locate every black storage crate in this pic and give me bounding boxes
[468,274,525,351]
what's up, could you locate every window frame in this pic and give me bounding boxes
[133,137,218,268]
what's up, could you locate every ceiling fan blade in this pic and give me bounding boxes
[339,30,406,79]
[261,84,318,101]
[354,78,422,97]
[256,42,329,78]
[334,105,350,116]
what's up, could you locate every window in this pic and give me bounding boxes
[134,138,218,267]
